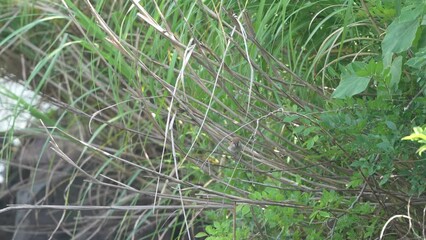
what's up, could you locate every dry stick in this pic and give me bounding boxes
[170,113,191,240]
[177,27,238,190]
[132,0,183,48]
[359,0,381,35]
[202,108,285,168]
[50,94,350,199]
[46,96,158,141]
[40,122,304,209]
[379,199,414,240]
[329,180,369,239]
[60,0,370,219]
[155,39,195,209]
[55,1,330,234]
[172,0,236,105]
[241,11,281,78]
[175,5,274,121]
[229,40,312,111]
[223,152,244,192]
[75,0,174,88]
[249,204,267,240]
[46,160,74,240]
[316,37,378,77]
[240,117,268,240]
[99,175,232,210]
[202,108,326,190]
[238,14,325,100]
[0,204,228,214]
[81,0,263,141]
[163,39,196,172]
[79,0,249,180]
[154,39,196,240]
[233,201,236,240]
[357,153,408,213]
[423,205,426,239]
[402,197,421,239]
[11,186,54,239]
[230,11,255,118]
[404,82,426,112]
[1,146,334,215]
[318,24,350,92]
[88,99,135,135]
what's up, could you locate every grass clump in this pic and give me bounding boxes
[0,0,425,239]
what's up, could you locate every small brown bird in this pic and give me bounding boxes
[228,137,242,154]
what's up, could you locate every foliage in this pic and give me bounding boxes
[1,0,426,239]
[403,126,426,156]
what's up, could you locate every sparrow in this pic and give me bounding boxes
[228,137,242,154]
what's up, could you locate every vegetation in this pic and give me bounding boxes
[0,0,425,239]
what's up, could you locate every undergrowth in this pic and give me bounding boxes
[0,0,425,239]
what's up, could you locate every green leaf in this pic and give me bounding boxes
[318,211,331,218]
[417,145,426,155]
[347,175,364,189]
[382,4,422,66]
[305,135,319,149]
[205,226,216,235]
[390,56,402,90]
[236,204,250,216]
[195,232,208,238]
[402,126,426,155]
[296,174,302,185]
[283,115,300,123]
[294,125,305,134]
[332,62,371,99]
[213,221,221,229]
[385,121,397,131]
[406,48,426,69]
[413,126,426,134]
[379,173,391,186]
[350,158,367,168]
[402,133,426,141]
